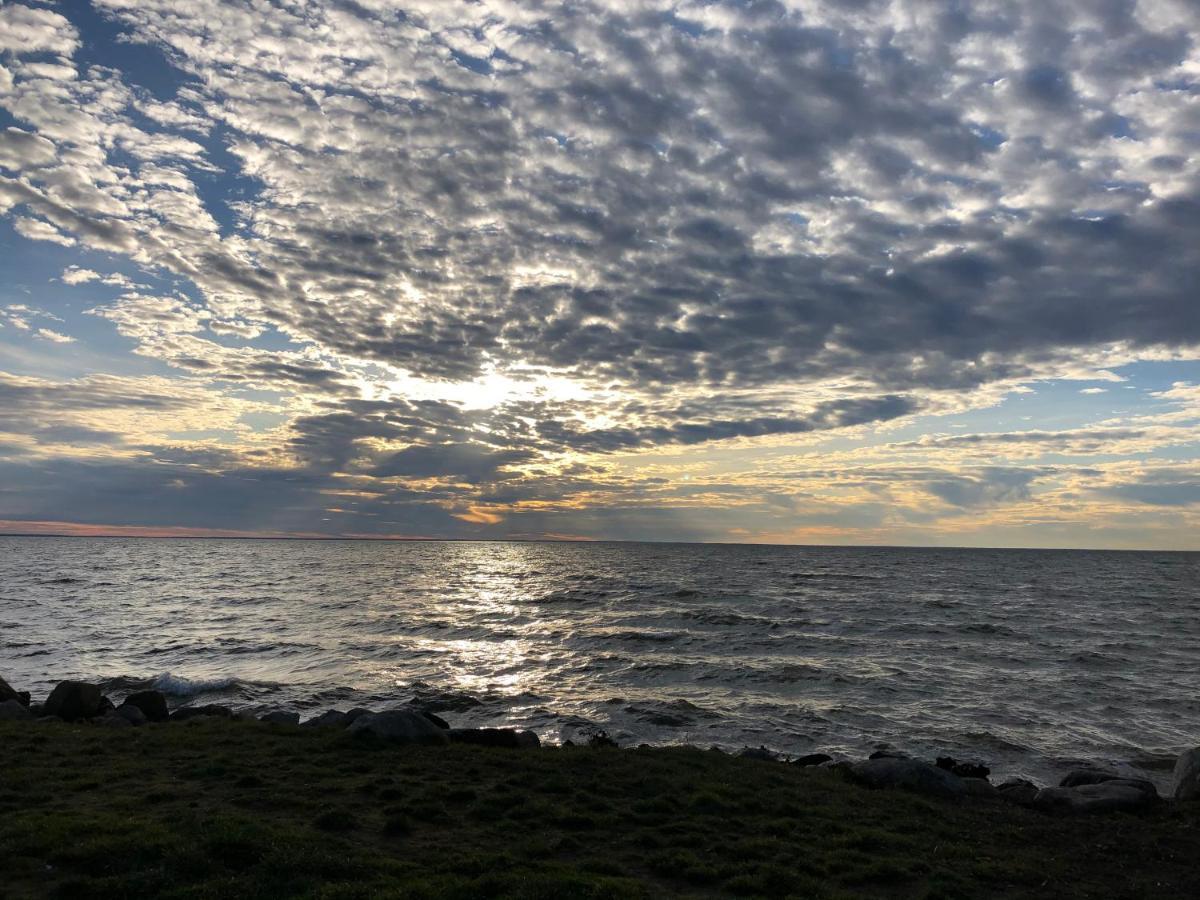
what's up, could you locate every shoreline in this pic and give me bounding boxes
[2,672,1190,795]
[2,711,1199,898]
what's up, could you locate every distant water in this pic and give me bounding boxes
[2,537,1197,787]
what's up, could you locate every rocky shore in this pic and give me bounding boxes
[4,673,1198,818]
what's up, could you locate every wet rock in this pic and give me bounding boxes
[114,703,148,726]
[447,728,541,749]
[171,704,233,721]
[303,710,351,729]
[345,708,373,724]
[868,749,910,761]
[100,714,133,728]
[794,753,833,767]
[347,710,450,745]
[0,699,32,721]
[1059,767,1123,788]
[849,757,966,799]
[0,675,26,706]
[1033,781,1159,815]
[420,710,450,730]
[124,690,169,723]
[1172,747,1200,801]
[260,710,300,726]
[737,746,779,762]
[44,681,106,722]
[996,778,1040,806]
[936,756,991,779]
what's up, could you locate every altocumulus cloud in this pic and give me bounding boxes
[0,0,1198,544]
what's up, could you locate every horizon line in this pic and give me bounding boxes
[1,531,1196,554]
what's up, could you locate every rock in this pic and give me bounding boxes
[936,756,991,779]
[0,699,32,721]
[1059,767,1122,788]
[996,778,1040,806]
[1172,748,1200,801]
[737,746,779,762]
[114,703,148,726]
[124,690,170,723]
[345,707,373,724]
[260,710,300,726]
[1033,781,1159,815]
[44,681,107,722]
[0,675,27,706]
[794,753,833,767]
[868,749,910,760]
[848,757,966,799]
[420,710,450,730]
[347,710,450,745]
[303,710,351,729]
[100,715,133,728]
[961,777,997,798]
[171,704,233,721]
[447,728,540,749]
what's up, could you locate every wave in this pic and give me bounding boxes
[152,672,241,696]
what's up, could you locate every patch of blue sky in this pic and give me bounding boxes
[62,0,197,101]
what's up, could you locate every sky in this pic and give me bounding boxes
[0,0,1198,548]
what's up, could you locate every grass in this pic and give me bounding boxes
[1,720,1197,898]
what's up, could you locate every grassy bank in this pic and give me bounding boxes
[1,720,1197,899]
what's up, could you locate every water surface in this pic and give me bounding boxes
[3,537,1197,787]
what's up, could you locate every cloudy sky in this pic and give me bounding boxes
[0,0,1198,548]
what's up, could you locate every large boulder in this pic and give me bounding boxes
[0,699,32,721]
[347,710,450,745]
[794,753,833,767]
[447,728,540,749]
[1171,748,1200,802]
[114,703,148,726]
[848,757,966,799]
[996,777,1040,806]
[1032,780,1159,815]
[124,690,170,723]
[0,675,26,706]
[44,681,106,722]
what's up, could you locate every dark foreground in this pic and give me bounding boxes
[1,721,1198,900]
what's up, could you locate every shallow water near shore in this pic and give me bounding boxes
[2,536,1197,787]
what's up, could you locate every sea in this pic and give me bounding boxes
[2,537,1197,788]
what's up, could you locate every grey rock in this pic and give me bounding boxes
[303,710,351,729]
[345,707,373,724]
[44,681,106,722]
[0,698,32,721]
[0,674,25,706]
[347,710,450,745]
[996,778,1040,806]
[124,690,170,723]
[420,710,450,730]
[1171,748,1200,802]
[114,703,148,726]
[1033,781,1159,814]
[848,757,966,799]
[1059,767,1123,788]
[447,728,541,749]
[794,753,833,767]
[100,715,133,728]
[260,710,300,726]
[868,749,910,760]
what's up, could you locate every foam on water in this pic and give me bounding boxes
[2,537,1198,788]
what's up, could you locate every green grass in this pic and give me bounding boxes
[1,720,1197,898]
